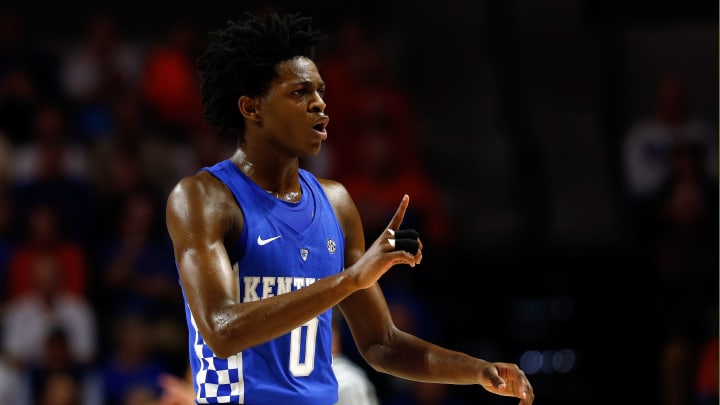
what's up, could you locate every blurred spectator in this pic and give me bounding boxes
[170,122,237,180]
[12,102,87,184]
[1,250,97,369]
[0,351,24,403]
[25,327,102,405]
[87,143,155,248]
[316,21,422,180]
[38,371,82,405]
[99,314,170,405]
[0,133,14,303]
[0,65,37,144]
[0,189,15,302]
[8,101,92,243]
[94,188,183,347]
[6,202,88,300]
[87,88,182,198]
[622,74,717,202]
[59,12,144,142]
[59,12,142,103]
[632,141,718,405]
[693,334,718,405]
[0,131,11,185]
[140,18,205,140]
[0,9,62,145]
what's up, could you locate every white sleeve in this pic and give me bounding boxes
[333,356,379,405]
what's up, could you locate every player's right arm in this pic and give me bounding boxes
[165,172,243,356]
[166,172,420,358]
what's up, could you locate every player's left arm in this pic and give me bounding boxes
[322,179,534,404]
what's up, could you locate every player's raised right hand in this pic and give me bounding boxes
[347,194,423,290]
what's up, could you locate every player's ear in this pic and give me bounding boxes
[238,96,261,121]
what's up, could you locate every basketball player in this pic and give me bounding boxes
[165,11,534,405]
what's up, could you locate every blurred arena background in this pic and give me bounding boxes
[0,0,716,404]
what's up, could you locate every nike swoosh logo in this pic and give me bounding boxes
[257,235,282,245]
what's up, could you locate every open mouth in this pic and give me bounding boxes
[312,115,329,138]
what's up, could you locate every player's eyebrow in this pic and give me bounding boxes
[289,79,325,88]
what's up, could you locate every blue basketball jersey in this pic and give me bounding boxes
[180,159,345,404]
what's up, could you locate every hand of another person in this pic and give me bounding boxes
[479,362,535,404]
[158,373,196,405]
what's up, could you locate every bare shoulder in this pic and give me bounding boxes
[166,171,241,239]
[317,178,350,201]
[317,178,360,230]
[167,171,234,210]
[317,178,354,210]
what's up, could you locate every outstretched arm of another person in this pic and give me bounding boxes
[157,370,195,405]
[328,185,534,404]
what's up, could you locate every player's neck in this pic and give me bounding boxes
[230,148,301,198]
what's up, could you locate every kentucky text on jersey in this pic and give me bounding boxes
[242,276,316,301]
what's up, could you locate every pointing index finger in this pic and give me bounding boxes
[386,194,409,231]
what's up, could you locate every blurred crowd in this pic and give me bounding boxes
[0,10,229,405]
[0,5,716,405]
